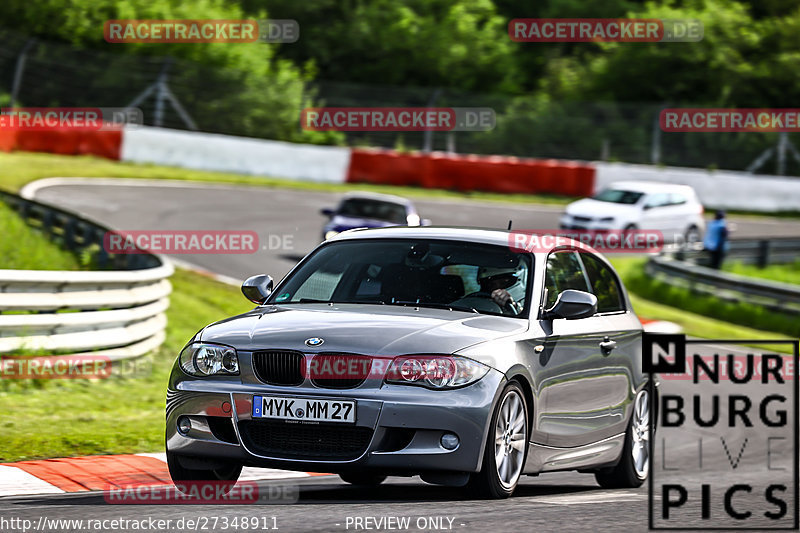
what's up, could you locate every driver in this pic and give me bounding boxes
[453,263,525,315]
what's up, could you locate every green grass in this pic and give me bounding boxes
[610,257,798,349]
[0,269,252,462]
[723,259,800,286]
[0,151,574,206]
[0,201,85,270]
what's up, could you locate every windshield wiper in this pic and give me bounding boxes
[390,301,479,314]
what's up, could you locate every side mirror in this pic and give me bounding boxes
[242,274,273,304]
[542,289,597,320]
[320,207,334,217]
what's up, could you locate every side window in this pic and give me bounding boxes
[580,253,625,313]
[644,193,670,208]
[670,193,687,206]
[544,251,590,309]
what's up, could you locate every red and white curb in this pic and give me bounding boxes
[0,453,328,497]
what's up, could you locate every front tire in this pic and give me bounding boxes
[467,382,529,499]
[166,451,242,494]
[595,388,650,489]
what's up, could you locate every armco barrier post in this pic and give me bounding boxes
[758,240,771,268]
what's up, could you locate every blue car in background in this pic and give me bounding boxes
[321,192,429,240]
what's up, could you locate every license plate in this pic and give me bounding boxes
[252,395,356,424]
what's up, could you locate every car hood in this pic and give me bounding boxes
[565,198,641,217]
[199,304,527,355]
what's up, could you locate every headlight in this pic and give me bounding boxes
[599,217,615,223]
[385,355,489,389]
[179,343,239,376]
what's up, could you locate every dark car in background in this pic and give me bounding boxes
[320,192,428,240]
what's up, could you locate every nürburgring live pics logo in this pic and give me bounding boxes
[643,333,799,530]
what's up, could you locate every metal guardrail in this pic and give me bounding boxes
[647,239,800,315]
[669,237,800,267]
[0,190,173,356]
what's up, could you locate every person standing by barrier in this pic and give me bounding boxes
[703,210,729,269]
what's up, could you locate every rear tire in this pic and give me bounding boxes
[466,382,529,499]
[595,388,650,489]
[685,225,701,247]
[339,473,387,486]
[166,451,242,494]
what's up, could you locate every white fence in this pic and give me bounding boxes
[121,125,351,183]
[0,192,172,357]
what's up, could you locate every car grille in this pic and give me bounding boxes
[238,420,373,460]
[309,354,372,389]
[252,350,305,385]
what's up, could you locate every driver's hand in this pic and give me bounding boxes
[491,289,511,307]
[491,289,522,314]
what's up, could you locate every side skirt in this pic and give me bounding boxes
[523,433,626,474]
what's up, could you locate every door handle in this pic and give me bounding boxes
[599,337,617,355]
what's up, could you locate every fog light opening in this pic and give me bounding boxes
[177,416,192,435]
[440,432,460,450]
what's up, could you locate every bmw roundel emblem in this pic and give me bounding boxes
[305,337,324,347]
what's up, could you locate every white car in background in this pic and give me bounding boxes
[560,181,705,243]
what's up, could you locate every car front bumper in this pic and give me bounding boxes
[559,214,619,231]
[165,370,505,475]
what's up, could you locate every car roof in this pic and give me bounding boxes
[341,191,412,205]
[329,225,598,255]
[607,181,697,195]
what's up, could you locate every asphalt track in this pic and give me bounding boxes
[29,180,800,282]
[2,180,797,532]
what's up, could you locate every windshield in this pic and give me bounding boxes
[338,198,408,223]
[592,189,644,205]
[268,239,532,317]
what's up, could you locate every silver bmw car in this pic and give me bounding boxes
[166,227,651,499]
